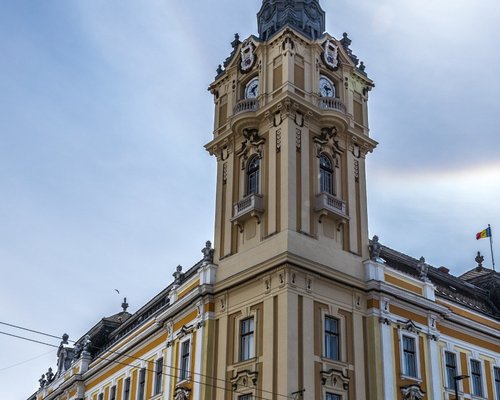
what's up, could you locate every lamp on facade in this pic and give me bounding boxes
[453,375,469,400]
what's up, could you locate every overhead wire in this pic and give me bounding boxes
[0,349,56,373]
[0,322,295,400]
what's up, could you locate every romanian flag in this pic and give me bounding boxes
[476,227,492,240]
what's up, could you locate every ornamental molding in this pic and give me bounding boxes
[320,368,349,390]
[236,128,265,170]
[313,127,341,158]
[208,138,233,162]
[240,40,257,73]
[322,39,339,71]
[401,384,425,400]
[174,386,191,400]
[231,369,258,391]
[397,319,420,334]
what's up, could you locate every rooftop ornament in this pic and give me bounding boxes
[201,240,215,263]
[417,256,430,282]
[369,235,381,261]
[475,251,484,270]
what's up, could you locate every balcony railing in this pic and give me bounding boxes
[232,193,264,224]
[319,98,346,113]
[234,98,259,115]
[315,192,348,220]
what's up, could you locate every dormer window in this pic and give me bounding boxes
[247,156,260,195]
[319,154,334,195]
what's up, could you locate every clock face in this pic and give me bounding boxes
[319,76,335,98]
[245,77,259,99]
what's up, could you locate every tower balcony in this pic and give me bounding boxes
[319,97,347,113]
[231,193,264,230]
[315,192,349,225]
[234,98,259,115]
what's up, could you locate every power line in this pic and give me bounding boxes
[0,331,59,348]
[0,350,56,373]
[0,324,294,400]
[0,321,75,342]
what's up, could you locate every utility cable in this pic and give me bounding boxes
[0,350,56,373]
[0,324,294,400]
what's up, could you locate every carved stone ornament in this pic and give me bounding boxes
[237,129,266,169]
[399,319,420,334]
[416,256,430,282]
[313,127,340,157]
[231,369,259,391]
[320,368,349,390]
[401,384,425,400]
[240,40,256,73]
[174,386,191,400]
[322,39,339,70]
[201,240,214,263]
[369,235,381,261]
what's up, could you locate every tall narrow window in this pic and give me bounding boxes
[137,368,146,400]
[98,394,103,400]
[240,317,255,361]
[319,154,334,195]
[494,366,500,400]
[444,351,457,389]
[246,156,260,195]
[326,394,341,400]
[402,336,417,378]
[239,395,253,400]
[110,386,116,400]
[154,357,163,395]
[138,368,146,400]
[324,316,340,361]
[123,377,131,400]
[180,340,190,381]
[470,359,483,397]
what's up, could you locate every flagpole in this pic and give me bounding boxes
[489,224,496,271]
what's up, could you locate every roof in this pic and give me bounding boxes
[379,244,500,320]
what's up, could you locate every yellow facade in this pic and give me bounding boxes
[28,2,499,400]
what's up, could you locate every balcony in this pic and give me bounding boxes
[319,97,347,113]
[315,192,349,224]
[231,193,264,230]
[233,98,259,115]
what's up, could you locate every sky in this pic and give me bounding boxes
[0,0,499,398]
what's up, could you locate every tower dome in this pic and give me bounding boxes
[257,0,326,41]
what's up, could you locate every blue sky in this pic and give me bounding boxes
[1,1,499,398]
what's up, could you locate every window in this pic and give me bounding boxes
[240,317,255,361]
[138,368,146,400]
[123,377,131,400]
[324,316,340,361]
[402,336,417,378]
[326,394,341,400]
[444,351,457,389]
[470,359,483,397]
[246,156,260,195]
[494,367,500,400]
[110,386,116,400]
[239,395,252,400]
[154,357,163,395]
[180,340,190,381]
[98,394,103,400]
[319,154,334,195]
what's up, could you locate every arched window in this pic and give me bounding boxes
[319,154,334,195]
[247,156,260,195]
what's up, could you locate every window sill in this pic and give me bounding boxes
[232,357,257,368]
[399,374,422,384]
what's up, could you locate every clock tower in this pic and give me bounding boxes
[206,0,376,282]
[204,1,378,398]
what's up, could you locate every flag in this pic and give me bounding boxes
[476,227,492,240]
